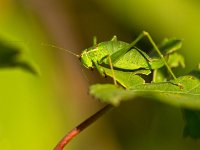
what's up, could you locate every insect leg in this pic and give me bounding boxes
[97,55,117,85]
[142,31,177,80]
[107,54,117,85]
[111,31,176,80]
[128,31,177,80]
[94,61,106,77]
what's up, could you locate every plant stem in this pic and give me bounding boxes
[54,104,112,150]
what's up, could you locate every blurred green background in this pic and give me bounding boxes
[0,0,200,150]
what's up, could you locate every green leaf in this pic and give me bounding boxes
[159,38,182,54]
[90,69,200,139]
[150,38,182,58]
[90,70,200,108]
[0,40,37,74]
[103,66,151,89]
[153,52,185,82]
[167,52,185,68]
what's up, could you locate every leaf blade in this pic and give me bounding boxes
[90,70,200,109]
[0,40,37,74]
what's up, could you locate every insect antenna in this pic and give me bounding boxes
[41,43,80,58]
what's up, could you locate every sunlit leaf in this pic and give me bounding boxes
[90,69,200,139]
[90,70,200,108]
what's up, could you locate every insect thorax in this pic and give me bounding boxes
[82,40,129,63]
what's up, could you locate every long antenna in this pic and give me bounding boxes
[41,43,80,58]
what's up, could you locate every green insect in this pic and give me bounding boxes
[49,31,183,88]
[52,31,185,150]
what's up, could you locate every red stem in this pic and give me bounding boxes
[54,104,112,150]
